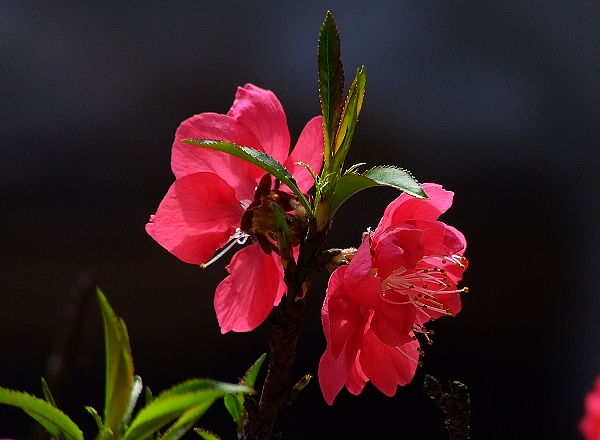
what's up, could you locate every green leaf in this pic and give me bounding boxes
[97,288,135,436]
[182,139,312,216]
[224,354,266,431]
[40,377,57,408]
[123,379,252,440]
[362,166,427,199]
[0,387,83,440]
[85,405,105,432]
[318,11,345,165]
[123,375,144,426]
[145,386,154,405]
[160,402,214,440]
[194,428,222,440]
[242,353,266,389]
[328,166,426,218]
[330,66,366,173]
[223,394,244,431]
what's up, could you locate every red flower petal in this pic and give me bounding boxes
[370,299,416,347]
[172,112,264,202]
[359,331,420,397]
[282,116,324,193]
[324,267,368,359]
[319,267,367,404]
[376,183,454,235]
[227,84,290,164]
[345,354,368,396]
[344,238,382,309]
[214,244,285,333]
[147,172,244,264]
[374,224,424,280]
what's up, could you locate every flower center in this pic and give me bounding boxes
[380,254,468,342]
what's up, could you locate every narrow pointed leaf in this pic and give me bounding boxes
[243,353,267,389]
[195,428,222,440]
[0,387,83,440]
[328,166,426,219]
[160,402,214,440]
[224,353,266,430]
[40,377,57,408]
[182,139,312,215]
[318,11,344,164]
[85,406,105,432]
[123,379,252,440]
[123,375,144,426]
[145,386,153,405]
[97,288,135,435]
[223,393,244,430]
[331,66,366,173]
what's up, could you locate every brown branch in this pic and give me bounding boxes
[242,299,306,440]
[423,375,471,440]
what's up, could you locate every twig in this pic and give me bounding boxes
[423,374,471,440]
[242,300,306,440]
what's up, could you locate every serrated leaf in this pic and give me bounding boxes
[362,166,427,199]
[123,379,252,440]
[40,377,57,408]
[223,393,244,431]
[330,66,366,173]
[145,386,153,405]
[243,353,266,389]
[224,354,265,431]
[97,288,135,436]
[160,402,214,440]
[194,428,222,440]
[182,139,312,216]
[328,166,426,219]
[0,387,83,440]
[85,406,105,432]
[318,11,344,165]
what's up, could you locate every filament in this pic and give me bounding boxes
[200,229,249,269]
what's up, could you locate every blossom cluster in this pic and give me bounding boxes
[147,85,468,402]
[319,183,467,403]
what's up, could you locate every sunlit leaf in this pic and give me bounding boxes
[362,166,426,199]
[194,428,222,440]
[123,379,252,440]
[0,387,83,440]
[330,66,366,173]
[40,377,57,408]
[223,393,244,431]
[328,166,426,218]
[243,353,266,389]
[318,11,345,165]
[97,288,135,436]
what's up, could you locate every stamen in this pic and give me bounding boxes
[381,254,469,319]
[394,343,421,364]
[200,229,249,269]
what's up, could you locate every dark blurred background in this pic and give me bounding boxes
[2,1,599,439]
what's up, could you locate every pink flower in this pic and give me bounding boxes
[580,376,600,439]
[146,84,323,333]
[319,183,468,404]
